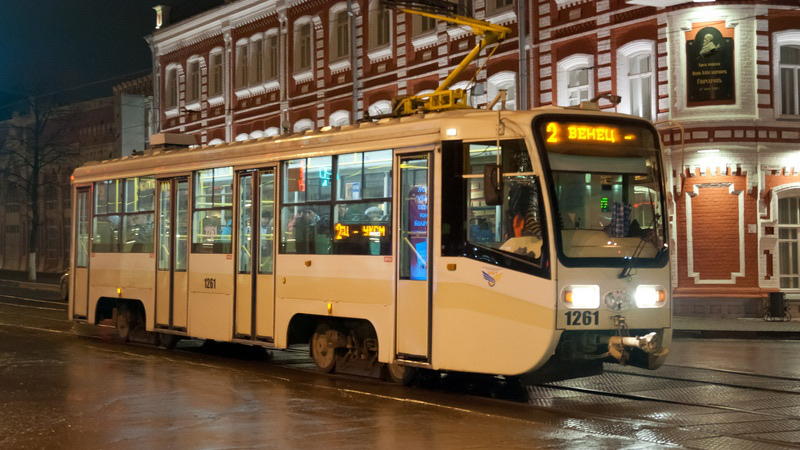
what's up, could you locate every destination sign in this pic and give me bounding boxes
[544,122,636,144]
[335,223,387,240]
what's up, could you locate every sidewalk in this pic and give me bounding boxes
[673,315,800,339]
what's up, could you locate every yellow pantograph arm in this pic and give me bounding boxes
[399,8,510,93]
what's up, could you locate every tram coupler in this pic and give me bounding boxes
[607,332,669,362]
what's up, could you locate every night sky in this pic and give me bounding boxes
[0,0,222,117]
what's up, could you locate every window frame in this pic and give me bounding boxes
[557,54,593,107]
[164,65,179,110]
[186,57,202,104]
[208,49,224,98]
[331,5,350,61]
[191,167,234,254]
[280,150,393,256]
[617,40,656,120]
[775,30,800,118]
[778,194,800,289]
[294,19,313,74]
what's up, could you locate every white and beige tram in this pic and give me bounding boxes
[68,105,671,384]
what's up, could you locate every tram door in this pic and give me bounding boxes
[155,178,189,331]
[72,186,91,319]
[234,169,276,341]
[396,153,432,361]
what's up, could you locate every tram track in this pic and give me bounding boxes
[537,362,800,421]
[606,364,800,395]
[3,306,799,449]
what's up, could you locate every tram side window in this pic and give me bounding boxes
[333,150,392,255]
[464,140,545,265]
[281,157,333,254]
[93,180,122,252]
[280,150,392,255]
[122,176,155,253]
[192,167,234,254]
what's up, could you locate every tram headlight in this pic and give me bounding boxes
[563,285,600,309]
[634,285,667,308]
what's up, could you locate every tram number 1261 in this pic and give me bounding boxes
[565,310,599,326]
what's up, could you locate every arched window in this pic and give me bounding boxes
[557,54,593,106]
[250,130,264,139]
[293,119,314,133]
[264,30,279,81]
[367,100,392,117]
[778,191,800,288]
[775,31,800,117]
[294,17,313,73]
[185,56,203,104]
[208,138,225,146]
[164,63,180,110]
[208,48,224,98]
[235,38,250,89]
[235,133,250,142]
[330,3,350,60]
[368,0,391,50]
[330,110,351,127]
[265,127,280,137]
[487,72,517,110]
[617,40,656,120]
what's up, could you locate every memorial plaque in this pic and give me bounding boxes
[686,25,735,106]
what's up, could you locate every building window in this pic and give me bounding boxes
[568,68,589,106]
[332,7,350,60]
[774,31,800,118]
[165,66,178,109]
[781,45,800,116]
[235,41,249,89]
[265,34,279,80]
[487,72,517,110]
[369,0,390,49]
[293,119,314,133]
[557,54,593,107]
[778,196,800,288]
[249,37,264,85]
[330,110,351,127]
[415,14,436,36]
[209,51,223,97]
[295,21,312,72]
[487,0,513,16]
[451,0,472,16]
[186,59,201,103]
[617,40,656,120]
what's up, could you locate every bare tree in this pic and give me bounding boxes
[0,90,80,280]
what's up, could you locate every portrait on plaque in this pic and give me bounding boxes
[686,25,735,106]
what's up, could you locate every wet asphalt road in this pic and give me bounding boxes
[1,285,799,449]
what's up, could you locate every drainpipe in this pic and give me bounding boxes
[517,0,528,110]
[348,0,359,122]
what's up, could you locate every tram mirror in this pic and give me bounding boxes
[483,164,503,206]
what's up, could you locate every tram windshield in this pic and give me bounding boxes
[536,117,666,264]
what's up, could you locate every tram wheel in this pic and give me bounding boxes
[382,362,418,386]
[158,333,180,349]
[310,324,338,373]
[116,305,133,342]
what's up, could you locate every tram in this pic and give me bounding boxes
[68,104,671,384]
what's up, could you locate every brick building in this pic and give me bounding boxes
[147,0,800,317]
[0,76,153,274]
